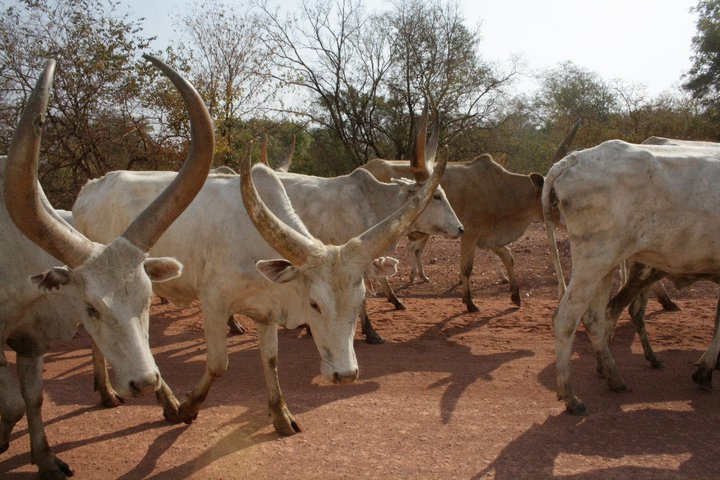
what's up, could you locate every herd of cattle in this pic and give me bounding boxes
[1,57,719,479]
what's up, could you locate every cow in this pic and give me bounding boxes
[612,136,720,312]
[602,137,720,381]
[543,139,720,415]
[277,121,462,344]
[362,121,579,313]
[0,55,214,479]
[72,128,447,434]
[196,119,461,345]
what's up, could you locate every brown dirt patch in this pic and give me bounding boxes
[3,223,720,479]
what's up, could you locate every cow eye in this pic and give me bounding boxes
[433,193,441,200]
[310,300,321,313]
[86,303,100,319]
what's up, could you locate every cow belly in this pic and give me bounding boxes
[631,251,720,275]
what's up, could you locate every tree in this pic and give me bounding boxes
[259,0,393,169]
[260,0,515,172]
[171,0,281,166]
[0,0,165,207]
[385,0,515,155]
[685,0,720,110]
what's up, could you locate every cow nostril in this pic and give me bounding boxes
[458,226,465,235]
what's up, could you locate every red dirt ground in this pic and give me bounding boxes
[3,223,720,479]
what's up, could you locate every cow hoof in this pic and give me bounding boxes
[648,357,664,369]
[511,292,521,307]
[466,303,479,313]
[692,368,713,392]
[564,399,588,416]
[274,418,302,436]
[0,440,8,454]
[178,402,199,425]
[419,275,431,283]
[609,382,630,393]
[227,316,247,336]
[392,300,406,311]
[39,456,73,480]
[365,332,385,345]
[162,405,182,424]
[273,414,302,436]
[100,392,124,408]
[658,297,681,312]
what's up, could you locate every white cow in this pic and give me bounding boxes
[1,55,214,479]
[543,139,720,415]
[72,133,447,434]
[277,139,463,344]
[604,137,720,380]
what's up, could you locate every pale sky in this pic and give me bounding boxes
[121,0,699,97]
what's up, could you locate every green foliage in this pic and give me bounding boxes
[685,0,720,110]
[0,0,717,208]
[0,0,172,208]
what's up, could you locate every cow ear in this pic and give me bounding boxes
[31,266,73,291]
[530,173,544,189]
[257,259,299,284]
[144,257,183,283]
[371,256,399,278]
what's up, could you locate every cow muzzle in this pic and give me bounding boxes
[129,371,161,397]
[333,369,359,385]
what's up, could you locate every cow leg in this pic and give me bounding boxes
[554,267,611,415]
[256,321,301,435]
[605,263,665,369]
[491,246,520,306]
[628,288,664,369]
[92,338,181,422]
[408,235,430,283]
[16,354,73,479]
[0,362,25,454]
[654,282,680,311]
[492,252,509,284]
[360,298,384,345]
[154,378,182,423]
[91,340,124,407]
[584,271,628,392]
[380,277,405,310]
[459,233,481,312]
[178,308,229,424]
[692,294,720,391]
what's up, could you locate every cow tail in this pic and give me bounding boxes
[541,155,578,299]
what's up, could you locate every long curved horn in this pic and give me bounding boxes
[4,60,96,267]
[260,134,269,166]
[553,117,581,162]
[356,144,448,259]
[426,109,440,165]
[121,54,214,252]
[410,108,429,182]
[239,143,315,265]
[276,134,295,172]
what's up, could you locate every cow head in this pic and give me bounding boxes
[398,110,463,238]
[240,128,447,384]
[4,56,214,397]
